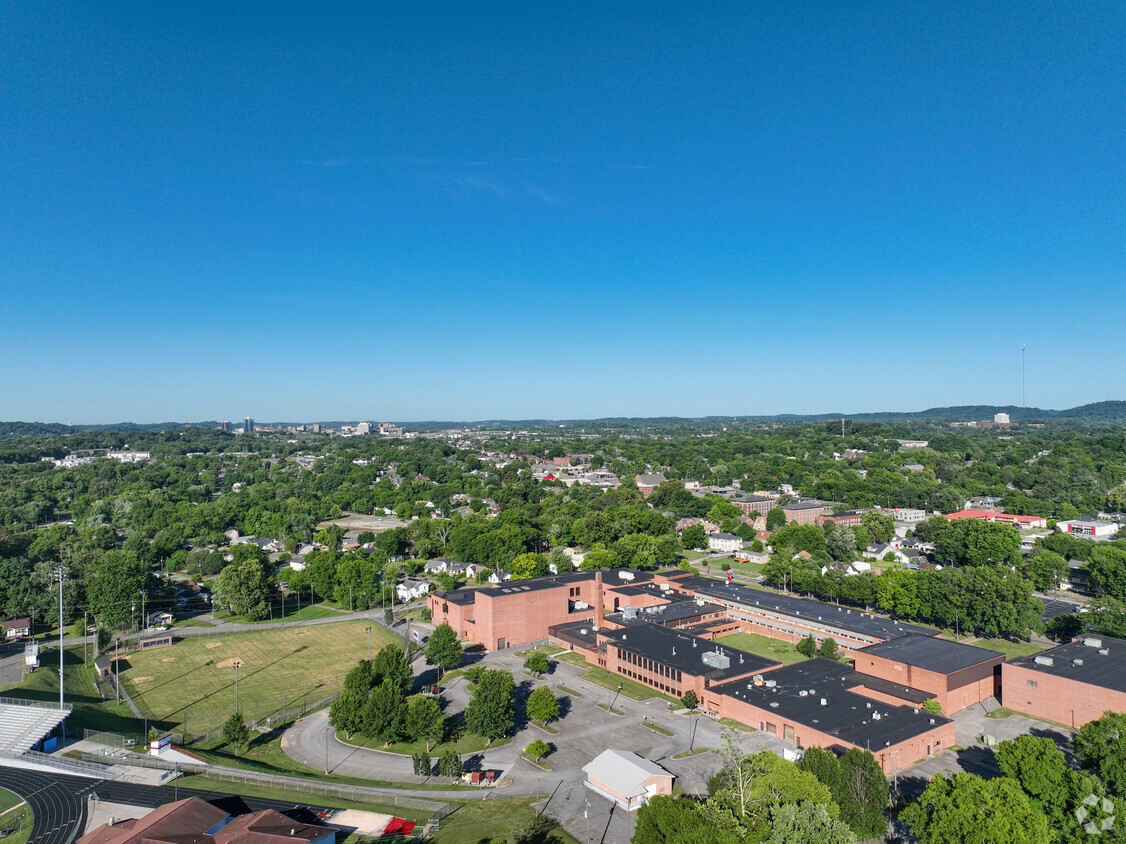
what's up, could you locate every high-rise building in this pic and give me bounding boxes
[221,420,231,432]
[244,417,254,434]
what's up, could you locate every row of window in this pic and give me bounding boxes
[618,647,683,683]
[620,668,679,697]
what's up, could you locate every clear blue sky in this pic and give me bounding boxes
[2,2,1123,423]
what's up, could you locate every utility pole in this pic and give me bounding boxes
[365,626,372,660]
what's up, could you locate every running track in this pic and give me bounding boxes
[0,766,336,844]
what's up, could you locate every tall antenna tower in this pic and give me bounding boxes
[1022,344,1026,409]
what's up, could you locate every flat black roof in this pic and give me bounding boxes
[1008,636,1126,695]
[782,502,827,510]
[676,576,937,641]
[858,634,1005,673]
[850,672,932,705]
[712,659,953,750]
[605,600,724,627]
[602,624,779,682]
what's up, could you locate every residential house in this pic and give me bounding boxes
[0,618,31,640]
[396,579,432,603]
[707,532,742,554]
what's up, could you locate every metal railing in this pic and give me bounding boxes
[0,696,69,710]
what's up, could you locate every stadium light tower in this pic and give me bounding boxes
[54,567,68,712]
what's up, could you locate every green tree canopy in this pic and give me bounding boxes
[901,773,1051,844]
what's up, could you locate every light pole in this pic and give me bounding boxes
[364,626,372,660]
[610,683,623,711]
[232,661,242,714]
[324,726,330,775]
[54,567,68,712]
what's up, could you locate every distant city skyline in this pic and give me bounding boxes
[2,3,1123,422]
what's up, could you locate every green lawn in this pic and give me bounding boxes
[0,645,145,739]
[189,732,480,791]
[0,788,23,815]
[0,789,33,844]
[433,797,579,844]
[118,620,401,736]
[175,772,430,819]
[209,603,341,624]
[338,728,507,757]
[715,632,809,666]
[970,639,1045,659]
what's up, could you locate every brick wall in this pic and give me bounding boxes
[1001,663,1126,729]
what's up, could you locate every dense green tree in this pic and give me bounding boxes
[464,669,515,741]
[523,651,550,676]
[680,524,708,550]
[526,685,560,723]
[797,635,818,658]
[403,695,446,751]
[1074,711,1126,796]
[635,795,739,844]
[901,773,1051,844]
[525,739,550,760]
[361,679,407,744]
[819,638,840,661]
[995,736,1070,802]
[765,802,855,844]
[766,508,788,531]
[372,643,414,695]
[861,510,895,545]
[680,689,698,710]
[212,552,272,620]
[439,750,463,778]
[425,623,462,677]
[825,527,858,562]
[86,551,151,629]
[329,689,368,738]
[222,712,250,756]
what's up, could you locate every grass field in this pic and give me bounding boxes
[969,639,1045,659]
[715,632,809,666]
[0,789,33,844]
[119,621,402,736]
[433,797,578,844]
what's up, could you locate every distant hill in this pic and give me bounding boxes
[1053,401,1126,422]
[3,400,1126,437]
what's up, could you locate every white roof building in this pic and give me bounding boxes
[582,749,674,811]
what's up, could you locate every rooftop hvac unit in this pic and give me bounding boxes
[1073,658,1084,666]
[1034,655,1054,666]
[929,718,936,725]
[622,606,638,620]
[1084,637,1103,648]
[765,679,777,688]
[1100,648,1110,656]
[752,674,764,686]
[872,711,881,720]
[820,698,828,706]
[702,651,731,670]
[799,690,808,697]
[769,701,779,708]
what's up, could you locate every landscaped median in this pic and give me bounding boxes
[336,727,510,757]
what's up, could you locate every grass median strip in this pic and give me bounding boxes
[639,721,675,737]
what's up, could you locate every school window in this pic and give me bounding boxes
[1027,679,1038,688]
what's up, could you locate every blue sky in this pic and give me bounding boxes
[2,2,1123,423]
